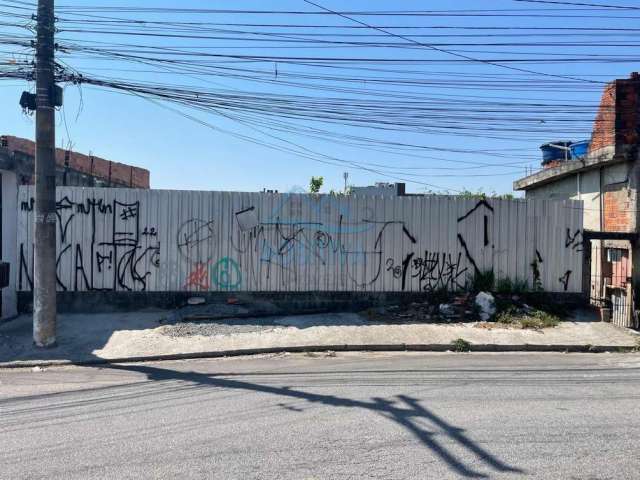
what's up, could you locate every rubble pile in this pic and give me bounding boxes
[364,292,549,325]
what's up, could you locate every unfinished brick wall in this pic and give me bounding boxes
[589,83,616,154]
[0,135,150,188]
[603,184,634,232]
[589,74,640,157]
[616,78,640,149]
[542,159,563,170]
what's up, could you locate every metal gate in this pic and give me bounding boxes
[587,238,635,328]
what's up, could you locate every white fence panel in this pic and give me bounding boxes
[16,187,585,293]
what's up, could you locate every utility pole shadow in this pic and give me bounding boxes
[106,363,525,478]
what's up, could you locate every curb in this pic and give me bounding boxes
[0,343,637,369]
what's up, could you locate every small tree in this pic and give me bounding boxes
[459,188,517,200]
[309,176,324,194]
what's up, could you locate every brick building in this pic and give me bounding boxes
[0,135,150,188]
[514,73,640,328]
[0,136,150,318]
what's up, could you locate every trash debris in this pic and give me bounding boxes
[187,297,206,306]
[362,291,562,328]
[31,366,46,373]
[475,292,496,321]
[439,304,456,317]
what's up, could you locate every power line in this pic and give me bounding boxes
[513,0,640,10]
[1,1,628,190]
[302,0,604,84]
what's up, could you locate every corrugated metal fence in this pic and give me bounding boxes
[16,187,584,293]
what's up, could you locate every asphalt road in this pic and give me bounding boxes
[1,352,640,479]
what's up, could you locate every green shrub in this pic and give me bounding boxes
[494,308,560,329]
[495,277,529,294]
[495,308,518,324]
[451,338,472,352]
[470,270,495,293]
[495,277,513,294]
[530,310,561,328]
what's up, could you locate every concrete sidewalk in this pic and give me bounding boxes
[0,311,638,367]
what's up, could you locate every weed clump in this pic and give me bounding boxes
[494,308,560,330]
[451,338,472,352]
[495,277,528,294]
[469,270,495,293]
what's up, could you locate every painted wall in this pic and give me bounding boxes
[16,187,584,294]
[524,162,639,234]
[2,170,17,318]
[525,169,602,231]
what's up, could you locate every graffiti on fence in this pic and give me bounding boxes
[230,204,416,288]
[212,257,242,290]
[184,261,211,291]
[559,270,572,291]
[177,219,215,262]
[456,200,495,275]
[388,251,468,292]
[565,228,583,252]
[17,190,584,293]
[531,250,544,291]
[19,195,160,292]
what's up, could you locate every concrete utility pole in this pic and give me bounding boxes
[33,0,57,347]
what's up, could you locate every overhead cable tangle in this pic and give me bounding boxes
[302,0,604,84]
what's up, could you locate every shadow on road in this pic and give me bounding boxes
[107,363,524,479]
[0,310,419,364]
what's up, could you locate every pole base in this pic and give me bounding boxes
[33,340,57,349]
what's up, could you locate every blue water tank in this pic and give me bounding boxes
[570,140,590,159]
[540,141,572,165]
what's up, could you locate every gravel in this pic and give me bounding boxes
[158,312,368,338]
[159,317,281,338]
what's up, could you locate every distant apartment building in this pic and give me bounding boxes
[350,182,406,197]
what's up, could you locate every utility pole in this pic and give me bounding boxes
[33,0,57,347]
[343,171,349,194]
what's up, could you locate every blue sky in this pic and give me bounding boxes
[1,0,637,193]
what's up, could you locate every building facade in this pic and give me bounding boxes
[0,135,150,189]
[514,73,640,328]
[0,136,150,319]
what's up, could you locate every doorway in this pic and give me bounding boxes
[585,232,636,328]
